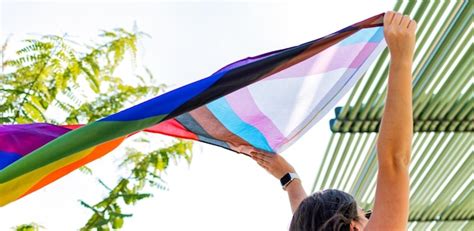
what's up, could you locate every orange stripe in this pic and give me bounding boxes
[20,136,127,198]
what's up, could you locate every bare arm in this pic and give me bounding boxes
[285,178,307,213]
[250,152,307,213]
[366,11,416,231]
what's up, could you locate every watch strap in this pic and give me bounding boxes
[280,172,300,190]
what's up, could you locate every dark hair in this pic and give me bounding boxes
[289,189,359,231]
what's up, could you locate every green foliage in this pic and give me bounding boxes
[2,29,194,230]
[12,223,44,231]
[79,166,94,175]
[0,28,159,124]
[80,140,193,231]
[65,77,164,124]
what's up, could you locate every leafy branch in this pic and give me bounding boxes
[12,223,44,231]
[13,34,66,120]
[0,28,150,124]
[80,140,193,230]
[3,28,194,231]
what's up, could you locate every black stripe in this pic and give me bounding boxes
[164,19,375,120]
[175,113,231,149]
[164,39,311,120]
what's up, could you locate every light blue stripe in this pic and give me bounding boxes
[206,98,274,152]
[340,27,384,46]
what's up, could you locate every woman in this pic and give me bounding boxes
[250,11,416,231]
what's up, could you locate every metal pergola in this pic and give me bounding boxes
[311,1,473,230]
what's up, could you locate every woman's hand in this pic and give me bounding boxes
[383,11,417,60]
[250,151,296,179]
[250,151,307,213]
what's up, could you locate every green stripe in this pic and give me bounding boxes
[0,115,166,183]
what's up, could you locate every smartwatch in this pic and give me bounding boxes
[280,172,300,190]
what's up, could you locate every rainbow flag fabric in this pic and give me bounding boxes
[0,14,386,206]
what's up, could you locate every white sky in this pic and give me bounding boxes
[0,1,394,230]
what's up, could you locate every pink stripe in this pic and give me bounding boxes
[266,42,378,80]
[225,88,287,150]
[223,43,379,150]
[350,43,378,67]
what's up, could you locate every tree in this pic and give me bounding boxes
[13,223,44,231]
[1,28,193,230]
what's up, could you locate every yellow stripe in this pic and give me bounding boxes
[0,147,94,206]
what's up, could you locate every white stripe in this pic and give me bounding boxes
[277,39,387,153]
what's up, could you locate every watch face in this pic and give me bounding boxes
[280,173,292,186]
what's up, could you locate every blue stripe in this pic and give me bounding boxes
[0,151,22,171]
[340,27,383,46]
[206,97,273,152]
[102,70,228,121]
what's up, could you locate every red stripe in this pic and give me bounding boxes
[144,119,199,140]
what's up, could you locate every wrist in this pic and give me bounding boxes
[277,169,295,179]
[389,54,413,66]
[285,178,302,191]
[280,172,300,190]
[389,58,413,78]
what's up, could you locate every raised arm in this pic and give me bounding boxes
[250,152,307,213]
[366,11,416,230]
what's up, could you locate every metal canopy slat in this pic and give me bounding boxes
[312,0,473,226]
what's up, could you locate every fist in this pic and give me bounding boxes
[250,151,296,179]
[383,11,417,60]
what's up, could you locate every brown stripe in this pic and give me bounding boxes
[353,13,384,28]
[189,106,254,153]
[165,15,385,121]
[164,15,385,155]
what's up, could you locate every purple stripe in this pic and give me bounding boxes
[225,88,287,150]
[0,123,70,156]
[266,43,377,80]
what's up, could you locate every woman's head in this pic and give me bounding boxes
[289,189,369,231]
